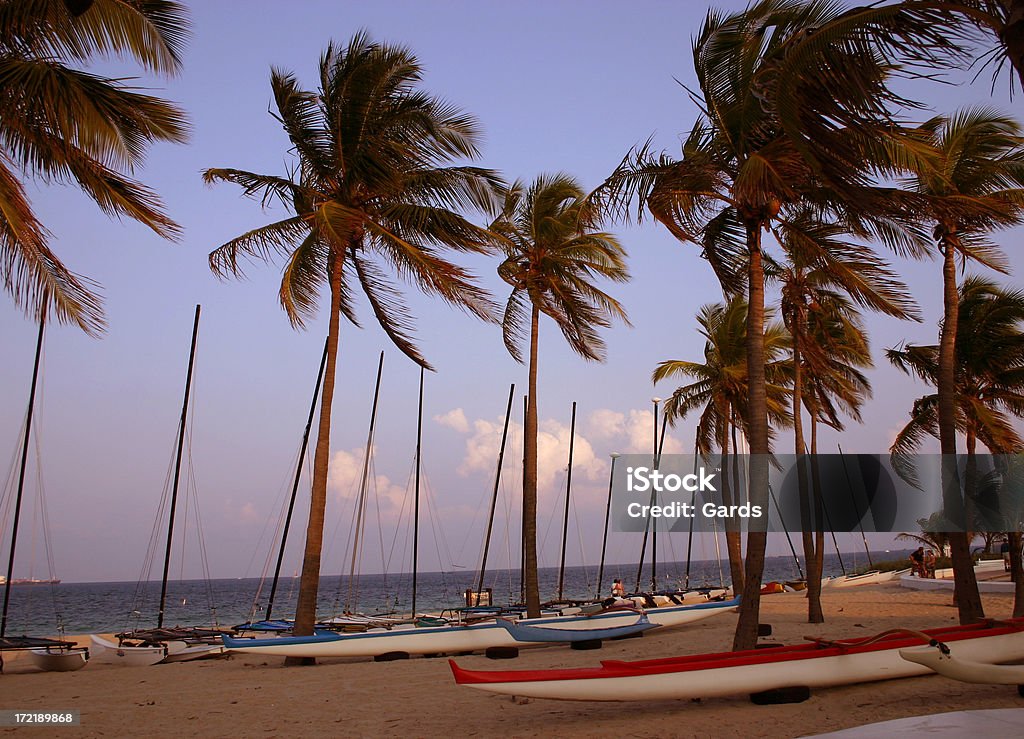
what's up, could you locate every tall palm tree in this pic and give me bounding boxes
[492,173,629,619]
[896,109,1024,623]
[888,276,1024,614]
[203,34,503,641]
[653,297,791,593]
[775,215,917,622]
[595,0,922,649]
[1,0,189,333]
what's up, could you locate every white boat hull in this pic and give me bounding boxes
[225,600,739,659]
[453,628,1024,701]
[29,647,89,672]
[89,635,167,666]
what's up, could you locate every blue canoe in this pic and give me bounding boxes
[498,612,658,643]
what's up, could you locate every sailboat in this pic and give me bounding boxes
[90,305,227,665]
[0,315,89,672]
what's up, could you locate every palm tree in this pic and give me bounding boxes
[653,297,791,593]
[888,276,1024,614]
[895,109,1024,623]
[492,173,629,619]
[595,0,922,649]
[775,215,917,622]
[1,0,190,333]
[203,34,503,641]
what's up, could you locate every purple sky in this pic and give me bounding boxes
[1,1,1021,585]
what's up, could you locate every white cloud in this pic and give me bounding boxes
[327,446,410,516]
[434,407,469,434]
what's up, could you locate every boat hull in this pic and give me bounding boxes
[223,599,739,659]
[450,619,1024,701]
[29,647,89,672]
[89,635,167,667]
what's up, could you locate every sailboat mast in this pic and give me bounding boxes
[556,401,576,601]
[595,453,618,599]
[346,351,385,611]
[266,337,329,622]
[411,366,424,618]
[158,304,201,630]
[1,316,45,640]
[838,444,873,567]
[476,383,515,602]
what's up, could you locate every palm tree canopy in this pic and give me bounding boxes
[904,108,1024,272]
[888,275,1024,462]
[653,297,792,454]
[204,32,505,369]
[1,0,190,334]
[494,173,630,363]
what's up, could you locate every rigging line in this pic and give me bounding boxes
[838,444,873,568]
[346,350,385,613]
[1,314,43,641]
[158,304,201,630]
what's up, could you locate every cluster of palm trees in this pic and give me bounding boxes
[4,1,1024,655]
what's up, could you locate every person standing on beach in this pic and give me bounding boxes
[910,547,926,577]
[923,549,937,578]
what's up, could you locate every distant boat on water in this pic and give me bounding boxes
[6,577,61,586]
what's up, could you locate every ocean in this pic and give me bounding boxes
[0,551,902,636]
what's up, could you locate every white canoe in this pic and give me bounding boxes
[29,646,89,672]
[223,598,739,659]
[450,619,1024,701]
[900,642,1024,684]
[89,635,167,666]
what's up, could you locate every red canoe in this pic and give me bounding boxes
[450,618,1024,701]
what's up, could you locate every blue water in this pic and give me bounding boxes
[0,551,903,636]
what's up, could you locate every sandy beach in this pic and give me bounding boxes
[1,584,1022,738]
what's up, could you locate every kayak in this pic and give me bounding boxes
[498,613,658,643]
[449,618,1024,701]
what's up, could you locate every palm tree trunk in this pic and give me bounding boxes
[793,308,823,623]
[735,220,769,651]
[290,251,344,653]
[938,234,984,623]
[721,411,744,592]
[524,305,541,618]
[808,412,825,616]
[1009,530,1024,617]
[1003,1,1024,89]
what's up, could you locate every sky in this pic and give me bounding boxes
[1,0,1022,587]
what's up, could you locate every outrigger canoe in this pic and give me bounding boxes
[223,598,738,659]
[900,641,1024,684]
[449,618,1024,701]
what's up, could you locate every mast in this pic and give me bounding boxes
[768,483,805,580]
[411,366,424,618]
[1,315,46,640]
[346,351,385,611]
[635,397,661,593]
[266,337,329,622]
[556,402,577,601]
[595,453,619,599]
[158,305,201,629]
[838,444,873,567]
[476,383,515,602]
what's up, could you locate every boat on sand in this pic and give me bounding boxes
[449,618,1024,701]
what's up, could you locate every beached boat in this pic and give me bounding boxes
[89,635,168,667]
[223,598,739,659]
[29,645,89,672]
[900,639,1024,684]
[448,618,1024,701]
[498,613,657,643]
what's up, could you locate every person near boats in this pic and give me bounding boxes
[611,579,626,598]
[910,547,926,577]
[923,549,937,578]
[1002,538,1012,572]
